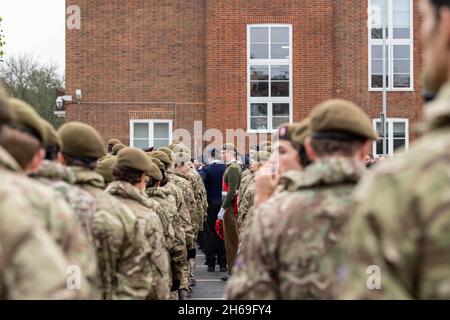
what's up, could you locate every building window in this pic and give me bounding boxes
[373,118,409,156]
[247,24,292,132]
[130,120,172,150]
[368,0,413,91]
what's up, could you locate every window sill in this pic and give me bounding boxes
[369,88,415,92]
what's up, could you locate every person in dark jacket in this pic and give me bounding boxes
[202,148,227,272]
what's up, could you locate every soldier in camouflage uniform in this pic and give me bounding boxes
[29,119,99,296]
[105,148,171,300]
[1,99,95,298]
[237,150,271,242]
[107,139,122,154]
[225,99,377,299]
[95,155,116,185]
[145,156,187,300]
[58,122,156,300]
[0,94,83,300]
[339,0,450,300]
[0,188,81,300]
[151,150,194,299]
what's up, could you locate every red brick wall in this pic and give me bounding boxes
[65,0,206,145]
[66,0,423,152]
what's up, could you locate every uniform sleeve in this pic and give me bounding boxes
[225,207,278,300]
[222,166,241,209]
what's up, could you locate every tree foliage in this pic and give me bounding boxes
[0,17,5,59]
[0,54,65,128]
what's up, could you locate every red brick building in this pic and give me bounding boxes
[65,0,422,157]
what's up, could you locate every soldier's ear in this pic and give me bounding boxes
[304,137,318,162]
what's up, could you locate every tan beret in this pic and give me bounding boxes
[107,139,122,147]
[159,147,174,162]
[170,143,190,154]
[8,98,46,144]
[116,147,162,181]
[259,141,272,149]
[95,155,116,184]
[151,150,171,165]
[58,122,106,160]
[40,119,62,149]
[150,156,165,172]
[173,151,191,166]
[310,99,378,140]
[0,87,14,126]
[112,143,126,156]
[278,118,311,149]
[252,150,271,163]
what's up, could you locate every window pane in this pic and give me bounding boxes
[251,66,269,80]
[251,117,268,130]
[250,103,268,116]
[393,11,410,27]
[250,44,269,59]
[375,121,389,137]
[393,122,406,137]
[393,59,410,73]
[394,45,410,59]
[393,139,406,152]
[250,27,269,42]
[134,123,148,139]
[394,74,410,88]
[371,45,389,59]
[273,103,290,116]
[154,139,170,149]
[371,27,388,39]
[271,82,289,97]
[393,28,410,39]
[371,59,388,74]
[271,27,289,43]
[371,75,389,88]
[376,139,383,155]
[273,117,290,129]
[154,123,169,139]
[251,82,269,97]
[394,0,410,11]
[271,43,290,59]
[271,65,289,80]
[134,139,149,149]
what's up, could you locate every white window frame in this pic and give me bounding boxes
[129,119,173,149]
[372,118,409,156]
[368,0,414,92]
[247,24,293,133]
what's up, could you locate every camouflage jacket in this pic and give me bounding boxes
[241,168,252,182]
[147,187,187,285]
[160,180,195,250]
[239,170,255,199]
[339,83,450,300]
[106,181,171,300]
[237,175,255,236]
[167,170,199,235]
[225,157,363,300]
[188,169,208,230]
[70,167,156,300]
[0,148,93,298]
[0,180,80,300]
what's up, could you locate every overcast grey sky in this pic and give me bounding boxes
[1,0,65,74]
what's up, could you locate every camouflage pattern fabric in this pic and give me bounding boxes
[225,157,363,300]
[70,167,156,300]
[0,178,82,300]
[147,186,187,291]
[0,147,94,298]
[106,180,171,300]
[339,83,450,300]
[188,169,208,231]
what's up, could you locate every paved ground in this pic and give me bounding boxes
[190,249,226,300]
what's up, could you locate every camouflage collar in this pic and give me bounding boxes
[0,146,22,173]
[107,181,156,209]
[424,82,450,132]
[30,160,76,183]
[146,186,166,199]
[292,157,363,190]
[278,170,304,192]
[70,166,106,189]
